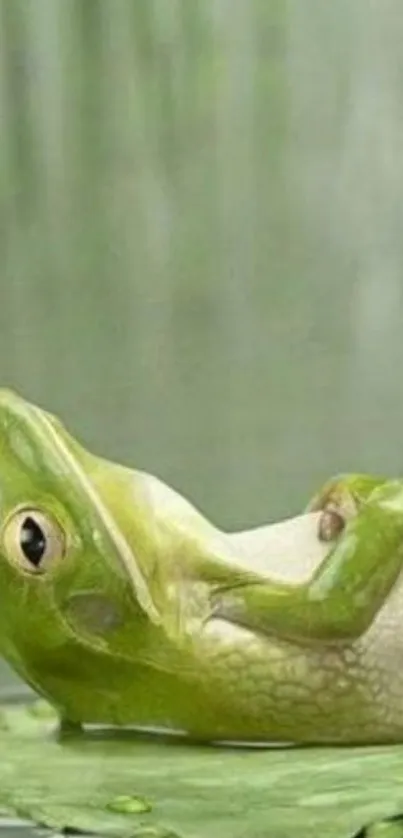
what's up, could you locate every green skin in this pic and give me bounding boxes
[0,390,403,745]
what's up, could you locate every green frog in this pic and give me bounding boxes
[0,388,402,745]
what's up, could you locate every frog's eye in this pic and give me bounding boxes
[2,509,66,574]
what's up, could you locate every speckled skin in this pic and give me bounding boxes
[188,526,403,745]
[192,594,403,744]
[0,389,403,745]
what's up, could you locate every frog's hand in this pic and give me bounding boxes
[305,473,387,535]
[213,480,403,643]
[229,474,386,578]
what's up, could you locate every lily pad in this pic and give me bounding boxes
[0,698,403,837]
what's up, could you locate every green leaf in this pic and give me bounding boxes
[1,699,403,837]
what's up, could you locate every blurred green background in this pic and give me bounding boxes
[1,0,403,682]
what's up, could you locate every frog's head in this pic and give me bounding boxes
[0,389,159,684]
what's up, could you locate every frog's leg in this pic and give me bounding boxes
[213,478,403,643]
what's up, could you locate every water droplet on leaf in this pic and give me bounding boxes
[105,794,152,814]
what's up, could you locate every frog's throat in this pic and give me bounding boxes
[34,408,160,624]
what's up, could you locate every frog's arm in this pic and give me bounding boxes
[213,475,403,643]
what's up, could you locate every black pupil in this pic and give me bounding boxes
[20,517,46,567]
